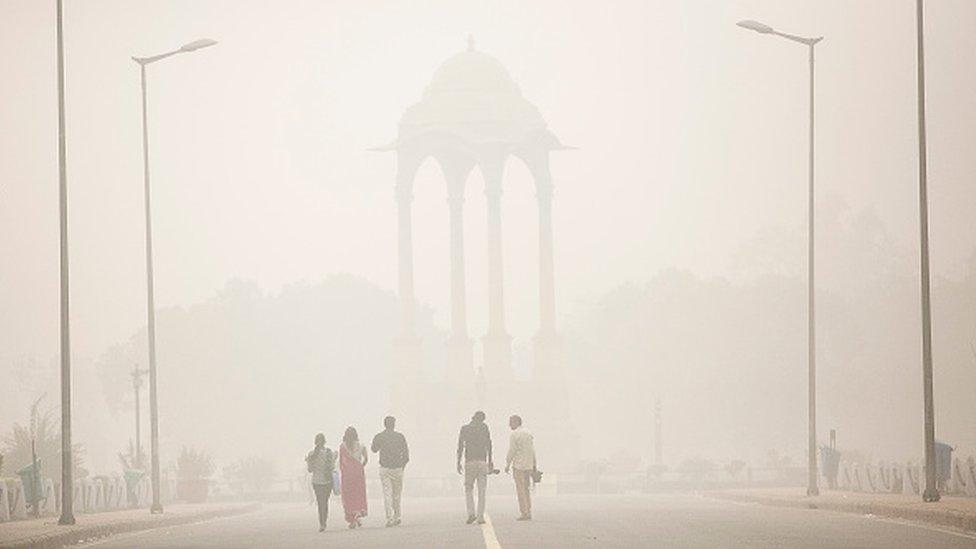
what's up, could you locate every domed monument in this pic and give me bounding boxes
[374,37,575,471]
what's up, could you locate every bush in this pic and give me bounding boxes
[224,456,275,494]
[176,447,214,503]
[2,410,86,481]
[176,447,214,480]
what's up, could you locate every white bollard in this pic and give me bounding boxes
[877,464,891,492]
[72,480,84,512]
[135,477,150,507]
[118,477,128,508]
[899,464,910,495]
[0,481,10,522]
[950,458,965,495]
[84,479,94,512]
[92,478,105,511]
[98,478,108,510]
[9,479,27,519]
[966,457,976,497]
[866,465,879,493]
[852,465,864,492]
[108,477,124,509]
[102,478,115,510]
[40,478,56,515]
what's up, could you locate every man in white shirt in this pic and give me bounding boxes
[505,414,536,521]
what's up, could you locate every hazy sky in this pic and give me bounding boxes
[2,0,974,367]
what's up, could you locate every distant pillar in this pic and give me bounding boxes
[536,178,556,337]
[481,157,512,377]
[393,156,422,417]
[531,157,560,379]
[447,189,469,341]
[443,157,474,377]
[396,181,416,337]
[525,151,577,470]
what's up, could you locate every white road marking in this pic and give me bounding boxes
[481,513,503,549]
[78,513,246,547]
[868,515,976,541]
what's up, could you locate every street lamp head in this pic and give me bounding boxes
[737,20,775,34]
[180,38,218,52]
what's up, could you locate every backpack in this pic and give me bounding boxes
[306,448,335,474]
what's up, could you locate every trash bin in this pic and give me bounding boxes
[124,469,145,507]
[935,441,953,485]
[16,462,42,507]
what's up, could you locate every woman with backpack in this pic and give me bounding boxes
[306,433,336,532]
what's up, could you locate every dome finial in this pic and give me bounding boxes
[467,34,475,52]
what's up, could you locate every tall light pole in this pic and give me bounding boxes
[914,0,939,503]
[131,366,148,468]
[133,37,217,514]
[55,0,75,526]
[738,19,823,496]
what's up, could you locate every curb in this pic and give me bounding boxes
[0,503,261,549]
[710,492,976,534]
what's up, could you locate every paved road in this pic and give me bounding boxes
[84,494,976,548]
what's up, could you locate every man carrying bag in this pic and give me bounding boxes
[505,415,538,521]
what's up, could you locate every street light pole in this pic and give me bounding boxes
[737,20,823,497]
[55,0,75,526]
[915,0,940,503]
[132,366,147,467]
[133,37,217,514]
[137,58,165,515]
[805,38,819,498]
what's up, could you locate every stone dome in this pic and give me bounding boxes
[372,38,568,154]
[394,40,558,149]
[424,49,521,97]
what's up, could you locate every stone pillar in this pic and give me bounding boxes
[536,178,556,338]
[481,158,512,378]
[528,154,577,471]
[444,164,474,378]
[447,189,469,340]
[531,157,559,373]
[396,186,416,338]
[392,156,422,418]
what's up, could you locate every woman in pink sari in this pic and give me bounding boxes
[340,426,368,528]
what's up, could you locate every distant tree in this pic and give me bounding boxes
[2,409,86,481]
[224,456,275,494]
[765,449,793,469]
[609,447,641,473]
[725,459,746,478]
[118,439,145,471]
[96,275,447,472]
[678,458,716,481]
[176,447,214,480]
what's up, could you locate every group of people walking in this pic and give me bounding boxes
[305,412,537,532]
[305,416,407,531]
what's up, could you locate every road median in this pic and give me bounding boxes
[711,487,976,533]
[0,502,260,549]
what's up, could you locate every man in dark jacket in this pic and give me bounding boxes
[457,411,493,524]
[372,416,409,526]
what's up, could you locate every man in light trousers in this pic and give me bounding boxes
[457,411,494,525]
[371,416,409,526]
[505,414,536,521]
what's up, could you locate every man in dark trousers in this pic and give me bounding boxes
[457,410,493,524]
[371,416,409,527]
